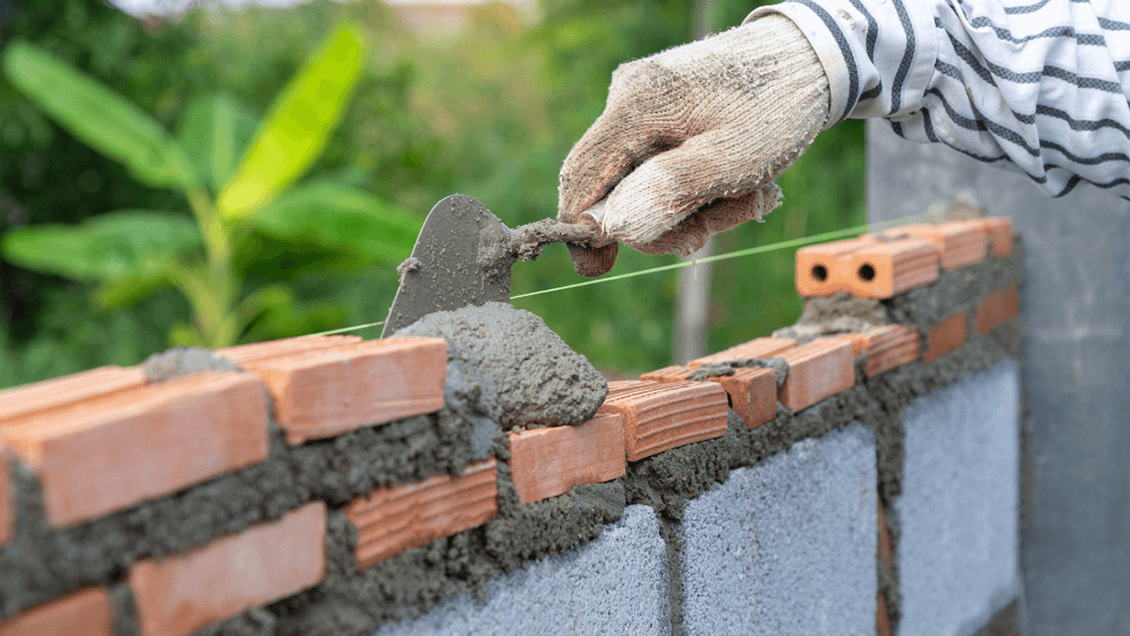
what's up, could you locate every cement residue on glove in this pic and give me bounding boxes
[395,302,608,430]
[558,14,830,276]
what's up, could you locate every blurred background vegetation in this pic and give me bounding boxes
[0,0,865,388]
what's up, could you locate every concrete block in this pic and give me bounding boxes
[679,423,877,636]
[370,505,670,636]
[895,359,1021,636]
[869,121,1130,635]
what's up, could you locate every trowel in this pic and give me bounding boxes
[380,194,612,337]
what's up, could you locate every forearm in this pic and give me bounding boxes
[753,0,1130,200]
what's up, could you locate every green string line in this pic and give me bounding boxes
[512,223,877,301]
[303,212,933,338]
[310,319,390,337]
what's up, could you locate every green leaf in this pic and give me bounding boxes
[237,284,348,343]
[218,24,365,219]
[176,93,257,196]
[168,322,204,347]
[1,41,196,189]
[1,210,203,282]
[94,271,173,310]
[249,181,421,263]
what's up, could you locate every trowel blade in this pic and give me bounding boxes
[381,194,512,337]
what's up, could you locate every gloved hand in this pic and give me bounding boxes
[558,14,830,277]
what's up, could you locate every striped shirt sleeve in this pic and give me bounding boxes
[747,0,1130,200]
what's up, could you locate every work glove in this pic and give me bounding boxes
[558,13,830,277]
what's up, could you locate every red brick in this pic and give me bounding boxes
[895,221,988,270]
[0,586,112,636]
[877,593,892,636]
[714,367,778,429]
[877,497,893,564]
[845,238,940,298]
[639,365,695,383]
[643,365,777,429]
[795,236,877,297]
[0,366,146,426]
[837,325,920,378]
[0,372,269,528]
[0,443,11,547]
[238,337,447,445]
[976,284,1021,335]
[215,335,362,364]
[509,414,625,504]
[688,337,795,368]
[923,313,968,363]
[776,339,855,412]
[598,381,728,461]
[346,460,497,571]
[130,502,325,636]
[982,217,1014,257]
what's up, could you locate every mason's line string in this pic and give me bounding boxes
[304,212,935,338]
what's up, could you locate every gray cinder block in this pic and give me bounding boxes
[369,504,670,636]
[679,423,877,636]
[896,359,1021,636]
[868,121,1130,635]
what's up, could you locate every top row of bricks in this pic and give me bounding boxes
[0,335,447,528]
[796,218,1012,299]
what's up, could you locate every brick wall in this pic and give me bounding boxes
[0,218,1024,636]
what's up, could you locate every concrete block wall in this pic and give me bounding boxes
[0,217,1024,636]
[867,122,1130,635]
[371,505,671,636]
[679,423,877,636]
[897,360,1021,636]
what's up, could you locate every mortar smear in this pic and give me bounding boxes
[142,346,241,381]
[395,302,607,429]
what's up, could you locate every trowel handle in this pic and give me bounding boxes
[509,199,614,251]
[565,198,613,248]
[580,198,607,226]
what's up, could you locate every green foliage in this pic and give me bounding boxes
[1,0,866,388]
[3,42,197,189]
[176,94,258,195]
[2,210,201,282]
[251,181,422,261]
[219,24,364,218]
[2,22,420,351]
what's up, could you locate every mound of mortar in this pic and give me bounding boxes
[395,302,607,429]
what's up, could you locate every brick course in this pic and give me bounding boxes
[0,587,113,636]
[688,337,795,367]
[976,284,1020,335]
[130,502,326,636]
[0,365,146,425]
[216,334,363,364]
[346,460,498,571]
[638,365,695,383]
[795,236,877,297]
[924,313,969,363]
[598,381,729,461]
[981,217,1013,257]
[715,367,778,429]
[846,238,940,298]
[509,414,625,504]
[837,325,920,378]
[776,339,855,412]
[897,221,988,270]
[0,372,269,528]
[238,337,447,445]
